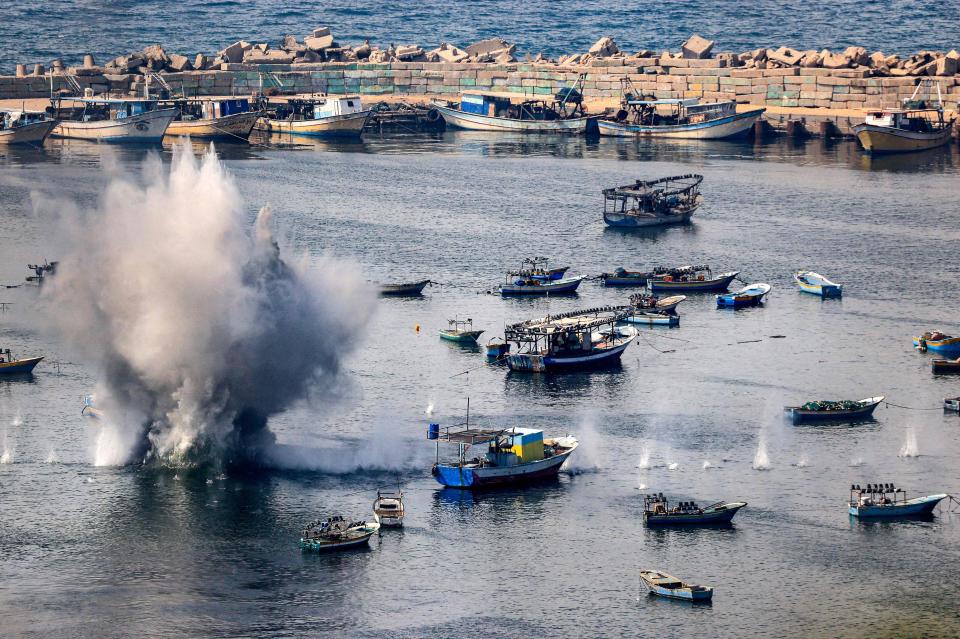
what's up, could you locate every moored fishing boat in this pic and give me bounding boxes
[623,311,679,327]
[427,409,578,488]
[600,268,658,287]
[0,348,43,375]
[0,110,57,145]
[300,516,380,551]
[932,357,960,374]
[509,257,569,281]
[647,266,738,292]
[628,293,686,314]
[794,270,842,298]
[379,279,432,296]
[913,330,960,355]
[373,487,405,527]
[162,98,260,140]
[784,396,884,424]
[945,397,960,412]
[848,484,946,518]
[256,96,371,137]
[499,274,583,296]
[642,493,746,526]
[600,79,763,139]
[485,337,510,361]
[504,306,634,372]
[853,81,955,154]
[51,98,177,142]
[602,174,703,228]
[716,283,771,308]
[639,570,713,602]
[439,318,484,343]
[433,77,593,133]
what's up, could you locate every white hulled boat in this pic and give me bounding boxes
[51,98,177,142]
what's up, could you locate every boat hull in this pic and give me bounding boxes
[0,119,57,145]
[507,340,629,372]
[853,122,954,154]
[433,105,592,133]
[165,111,260,140]
[624,312,679,326]
[601,274,652,287]
[932,359,960,374]
[255,110,371,137]
[786,398,882,424]
[299,531,377,551]
[439,330,483,343]
[379,280,430,296]
[795,273,842,298]
[432,446,575,488]
[0,356,43,374]
[603,209,694,228]
[913,336,960,355]
[645,503,746,526]
[499,277,583,296]
[598,108,764,139]
[52,108,178,142]
[648,272,738,292]
[849,494,947,518]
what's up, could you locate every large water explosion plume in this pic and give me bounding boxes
[42,143,374,466]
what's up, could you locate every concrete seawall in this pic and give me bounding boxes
[3,60,959,137]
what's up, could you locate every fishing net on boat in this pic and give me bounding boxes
[802,400,864,411]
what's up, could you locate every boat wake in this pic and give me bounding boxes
[41,143,374,467]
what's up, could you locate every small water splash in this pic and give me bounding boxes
[45,449,59,464]
[637,444,651,469]
[85,477,95,483]
[899,427,919,458]
[637,483,647,491]
[752,432,771,470]
[425,403,435,416]
[0,449,11,464]
[668,462,679,471]
[795,455,809,468]
[702,460,714,470]
[849,457,864,467]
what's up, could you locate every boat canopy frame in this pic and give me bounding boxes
[603,174,703,216]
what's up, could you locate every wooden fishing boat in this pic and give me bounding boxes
[913,330,960,355]
[600,268,658,287]
[256,96,371,137]
[0,349,42,375]
[428,408,578,488]
[794,270,842,298]
[504,307,634,372]
[163,98,260,140]
[853,81,955,154]
[647,266,738,292]
[439,318,484,343]
[433,77,592,133]
[0,111,57,145]
[373,487,405,527]
[602,174,703,228]
[848,484,946,518]
[508,257,569,281]
[932,357,960,374]
[623,311,679,327]
[784,396,884,424]
[378,279,431,296]
[716,283,771,308]
[26,260,57,285]
[628,293,686,314]
[499,275,583,296]
[51,98,177,142]
[485,337,510,361]
[300,516,380,551]
[639,570,713,602]
[642,493,746,526]
[944,397,960,412]
[601,79,763,139]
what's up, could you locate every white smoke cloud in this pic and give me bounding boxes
[40,143,374,467]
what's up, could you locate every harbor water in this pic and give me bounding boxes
[1,134,960,637]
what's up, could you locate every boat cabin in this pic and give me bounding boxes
[504,306,630,358]
[459,85,585,121]
[52,98,165,122]
[614,87,737,127]
[863,107,946,133]
[269,96,364,121]
[167,98,252,121]
[0,111,49,130]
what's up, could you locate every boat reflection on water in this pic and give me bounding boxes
[250,130,371,154]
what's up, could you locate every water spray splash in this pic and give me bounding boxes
[752,431,771,470]
[425,403,435,416]
[42,143,373,467]
[702,460,714,470]
[637,444,651,469]
[898,427,919,458]
[849,457,864,467]
[667,462,679,471]
[795,455,809,468]
[45,449,59,464]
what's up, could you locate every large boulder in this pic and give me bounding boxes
[842,46,869,66]
[431,43,469,63]
[934,56,957,76]
[305,26,334,51]
[589,36,619,58]
[244,49,295,64]
[681,34,714,59]
[819,49,849,69]
[141,44,170,66]
[167,53,193,72]
[194,53,209,70]
[394,44,423,60]
[768,46,802,66]
[465,37,515,61]
[220,41,251,64]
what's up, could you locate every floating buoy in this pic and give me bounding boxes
[415,324,420,333]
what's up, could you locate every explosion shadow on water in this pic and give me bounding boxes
[38,142,375,468]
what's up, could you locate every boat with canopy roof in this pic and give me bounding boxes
[853,81,955,154]
[602,174,703,228]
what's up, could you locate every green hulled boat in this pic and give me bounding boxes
[439,318,484,343]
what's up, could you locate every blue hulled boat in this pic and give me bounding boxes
[643,493,746,526]
[716,283,771,308]
[0,348,42,375]
[848,484,946,518]
[647,266,739,293]
[794,271,842,298]
[913,330,960,355]
[602,174,703,228]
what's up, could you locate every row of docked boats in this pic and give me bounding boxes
[0,95,372,146]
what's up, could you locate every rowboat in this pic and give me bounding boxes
[853,81,955,154]
[913,331,960,355]
[945,397,960,412]
[300,516,380,551]
[163,98,260,140]
[639,570,713,602]
[602,174,703,228]
[256,96,371,137]
[629,293,686,314]
[499,275,583,296]
[794,270,842,298]
[643,493,746,526]
[433,77,593,134]
[439,318,484,343]
[428,409,578,489]
[932,358,960,374]
[784,396,884,424]
[601,80,763,139]
[51,98,177,142]
[647,266,738,292]
[379,279,431,296]
[716,283,771,308]
[0,111,57,145]
[848,484,946,518]
[373,487,405,527]
[0,349,43,375]
[623,311,679,327]
[504,307,634,372]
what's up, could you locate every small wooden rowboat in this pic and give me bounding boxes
[794,270,842,298]
[716,283,770,308]
[913,331,960,355]
[300,516,380,551]
[639,570,713,602]
[439,318,484,343]
[379,279,431,296]
[932,358,960,374]
[624,311,679,326]
[785,396,884,424]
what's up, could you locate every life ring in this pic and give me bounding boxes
[426,108,441,122]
